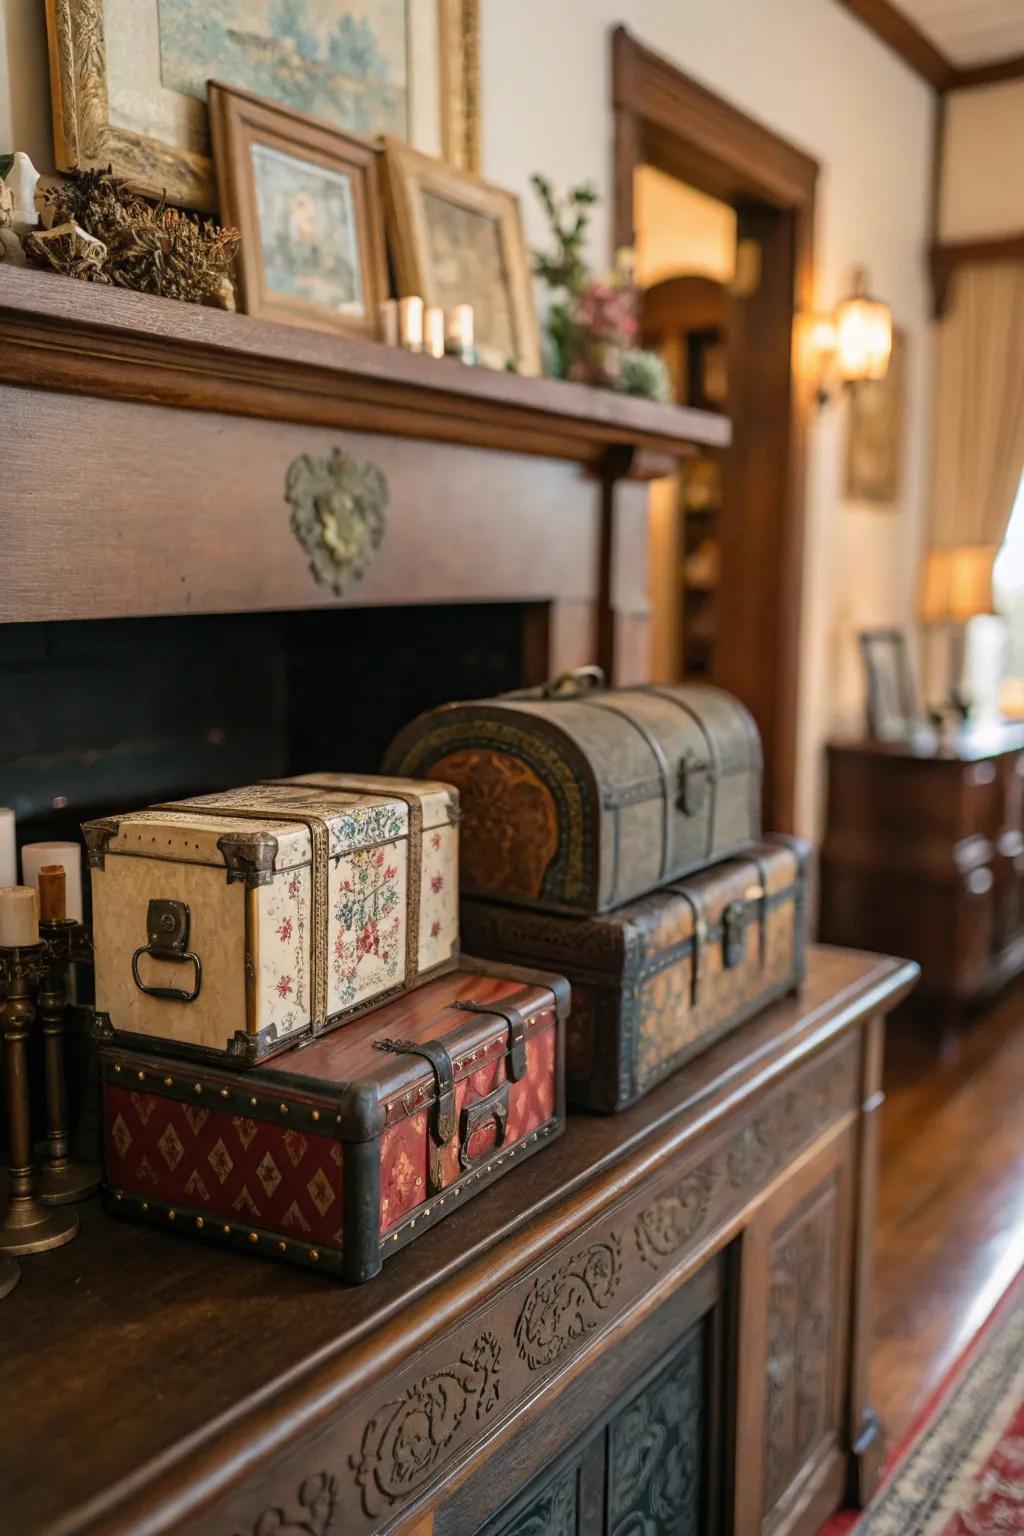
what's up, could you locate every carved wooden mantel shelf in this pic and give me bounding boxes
[0,268,730,468]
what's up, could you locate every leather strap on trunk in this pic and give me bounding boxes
[372,1036,456,1145]
[268,778,426,991]
[449,997,529,1081]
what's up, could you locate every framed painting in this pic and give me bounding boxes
[44,0,480,211]
[859,628,919,740]
[846,327,906,503]
[383,136,541,376]
[209,82,386,338]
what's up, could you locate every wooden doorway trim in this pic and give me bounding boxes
[613,26,818,832]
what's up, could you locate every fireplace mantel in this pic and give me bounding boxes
[1,267,729,683]
[0,269,729,467]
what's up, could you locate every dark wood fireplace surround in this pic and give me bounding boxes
[0,268,913,1536]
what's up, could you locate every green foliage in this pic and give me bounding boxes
[530,173,598,299]
[618,348,672,403]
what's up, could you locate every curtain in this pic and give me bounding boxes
[922,262,1024,621]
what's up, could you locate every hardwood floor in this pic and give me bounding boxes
[872,981,1024,1444]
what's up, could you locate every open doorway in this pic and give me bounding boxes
[634,169,736,689]
[613,27,818,833]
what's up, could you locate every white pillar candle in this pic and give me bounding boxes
[399,296,424,352]
[21,842,83,922]
[424,306,445,360]
[0,809,15,887]
[379,298,399,347]
[0,886,39,949]
[447,303,475,360]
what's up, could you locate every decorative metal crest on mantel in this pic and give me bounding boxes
[285,448,388,598]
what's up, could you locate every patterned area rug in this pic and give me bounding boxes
[824,1268,1024,1535]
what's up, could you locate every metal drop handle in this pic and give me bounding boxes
[131,898,202,1004]
[542,665,606,698]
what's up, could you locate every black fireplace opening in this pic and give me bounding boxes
[1,601,539,854]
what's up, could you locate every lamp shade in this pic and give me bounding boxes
[835,289,892,382]
[919,544,996,624]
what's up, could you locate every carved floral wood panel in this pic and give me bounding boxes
[764,1177,839,1512]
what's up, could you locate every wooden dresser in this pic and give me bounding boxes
[3,947,915,1536]
[820,726,1024,1017]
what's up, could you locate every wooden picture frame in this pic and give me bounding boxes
[44,0,480,211]
[209,82,386,339]
[382,136,541,376]
[859,628,918,739]
[846,328,906,503]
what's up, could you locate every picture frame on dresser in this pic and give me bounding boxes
[208,82,387,338]
[44,0,481,211]
[859,627,919,740]
[382,135,542,375]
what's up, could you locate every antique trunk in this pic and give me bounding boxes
[462,837,808,1111]
[101,962,567,1282]
[383,667,762,914]
[84,773,459,1066]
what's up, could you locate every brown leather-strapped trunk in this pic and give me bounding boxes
[462,837,808,1111]
[383,667,763,914]
[101,962,568,1282]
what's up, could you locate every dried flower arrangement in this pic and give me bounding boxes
[25,169,240,308]
[530,173,670,403]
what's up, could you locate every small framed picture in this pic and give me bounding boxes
[859,628,918,739]
[382,136,541,375]
[209,81,387,338]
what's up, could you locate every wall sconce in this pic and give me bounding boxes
[799,267,893,406]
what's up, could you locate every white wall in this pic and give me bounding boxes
[0,0,935,842]
[939,81,1024,241]
[484,0,935,838]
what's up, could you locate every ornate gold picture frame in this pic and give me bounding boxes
[383,137,541,377]
[44,0,480,211]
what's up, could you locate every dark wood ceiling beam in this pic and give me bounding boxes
[834,0,1024,92]
[953,52,1024,88]
[834,0,955,90]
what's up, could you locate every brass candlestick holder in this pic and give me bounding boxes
[35,915,101,1206]
[0,941,79,1255]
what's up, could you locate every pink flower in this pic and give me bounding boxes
[431,874,444,894]
[287,876,299,897]
[373,849,385,868]
[431,833,441,851]
[356,920,379,957]
[277,917,293,942]
[275,975,293,999]
[384,865,398,881]
[430,920,441,939]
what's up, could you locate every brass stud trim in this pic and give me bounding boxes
[193,1083,202,1096]
[250,1097,258,1108]
[113,1190,123,1201]
[137,1070,145,1082]
[219,1088,229,1099]
[163,1076,174,1087]
[168,1209,176,1221]
[195,1216,204,1229]
[278,1103,288,1116]
[277,1241,287,1253]
[222,1224,231,1235]
[248,1231,258,1244]
[141,1201,149,1213]
[309,1248,320,1262]
[311,1110,320,1123]
[113,1063,122,1074]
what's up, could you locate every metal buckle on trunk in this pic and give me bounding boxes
[450,998,528,1081]
[373,1037,456,1145]
[677,750,717,816]
[722,901,749,969]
